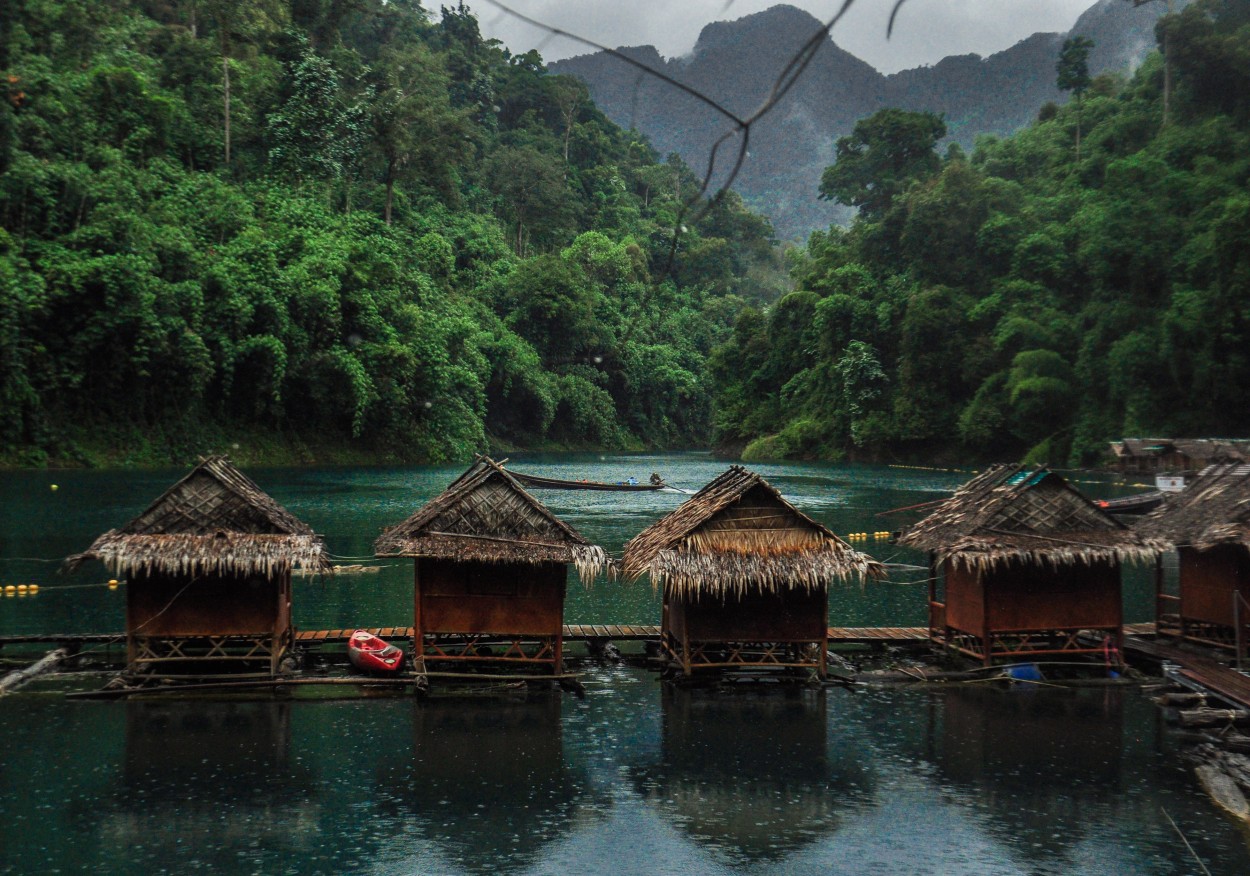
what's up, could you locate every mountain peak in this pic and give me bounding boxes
[553,1,1172,239]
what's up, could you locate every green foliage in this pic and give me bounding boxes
[819,108,947,220]
[712,0,1250,464]
[0,0,785,465]
[1056,36,1094,99]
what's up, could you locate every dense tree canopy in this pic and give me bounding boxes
[714,0,1250,466]
[0,0,785,465]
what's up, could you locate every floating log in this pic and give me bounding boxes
[1179,708,1250,727]
[1195,764,1250,822]
[0,648,68,695]
[1157,691,1207,708]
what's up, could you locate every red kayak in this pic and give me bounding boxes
[347,630,404,674]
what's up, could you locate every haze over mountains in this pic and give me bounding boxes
[552,0,1177,239]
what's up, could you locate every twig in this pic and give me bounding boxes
[1161,806,1212,876]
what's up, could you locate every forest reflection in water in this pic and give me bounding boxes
[1,457,1246,873]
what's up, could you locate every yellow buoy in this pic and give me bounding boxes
[17,584,27,593]
[108,579,119,590]
[50,484,58,491]
[4,585,14,596]
[29,584,39,594]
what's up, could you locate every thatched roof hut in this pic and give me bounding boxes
[621,465,882,598]
[375,456,607,674]
[898,464,1162,572]
[1136,463,1250,647]
[900,464,1160,665]
[1138,463,1250,550]
[66,455,328,578]
[374,456,606,583]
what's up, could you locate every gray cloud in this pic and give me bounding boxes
[469,0,1097,74]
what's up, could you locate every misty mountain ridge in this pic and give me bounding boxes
[551,0,1179,239]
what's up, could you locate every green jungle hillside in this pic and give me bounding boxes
[712,0,1250,467]
[0,0,784,466]
[3,1,1249,470]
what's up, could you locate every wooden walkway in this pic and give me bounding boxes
[2,626,932,648]
[293,625,930,644]
[1122,628,1250,710]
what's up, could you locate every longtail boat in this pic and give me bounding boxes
[1095,491,1165,515]
[508,471,668,492]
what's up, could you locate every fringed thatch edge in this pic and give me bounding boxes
[63,531,330,578]
[1189,523,1250,553]
[375,535,609,586]
[640,547,885,600]
[939,541,1165,573]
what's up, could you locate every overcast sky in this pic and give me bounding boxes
[466,0,1100,74]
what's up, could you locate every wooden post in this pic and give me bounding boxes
[928,555,938,643]
[818,589,828,679]
[1114,562,1124,667]
[1155,553,1165,628]
[981,570,992,667]
[412,561,424,662]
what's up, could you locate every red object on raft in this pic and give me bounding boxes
[347,630,404,674]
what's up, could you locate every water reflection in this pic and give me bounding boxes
[376,695,607,875]
[924,686,1129,867]
[94,701,319,866]
[632,686,874,865]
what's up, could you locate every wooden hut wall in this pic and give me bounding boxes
[127,572,286,637]
[984,560,1121,632]
[414,558,565,637]
[941,559,1120,640]
[942,561,985,638]
[1177,544,1250,628]
[675,588,828,643]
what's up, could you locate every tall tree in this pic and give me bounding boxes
[1057,36,1095,161]
[368,43,468,224]
[818,109,946,220]
[202,0,286,169]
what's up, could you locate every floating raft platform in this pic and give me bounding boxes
[293,625,931,645]
[2,625,933,650]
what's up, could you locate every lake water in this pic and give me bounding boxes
[1,453,1246,874]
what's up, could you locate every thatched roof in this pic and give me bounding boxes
[898,464,1162,572]
[373,456,606,584]
[620,465,882,598]
[1137,463,1250,550]
[65,456,328,578]
[1110,437,1250,464]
